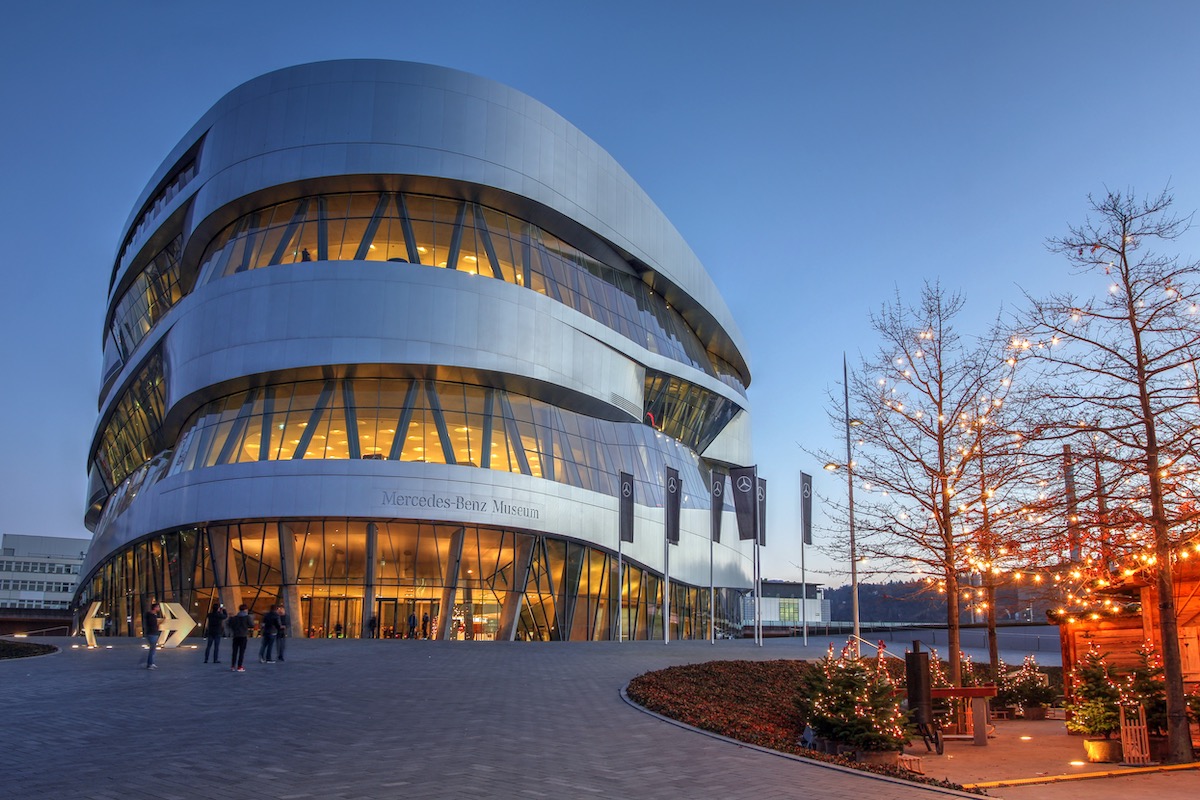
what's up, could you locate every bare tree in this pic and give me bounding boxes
[1019,187,1200,763]
[825,283,1018,686]
[954,377,1063,680]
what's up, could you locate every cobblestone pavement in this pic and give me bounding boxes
[3,636,1196,800]
[2,636,962,800]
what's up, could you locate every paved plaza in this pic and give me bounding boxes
[3,635,1198,799]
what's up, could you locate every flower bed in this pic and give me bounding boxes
[625,659,981,794]
[0,639,55,659]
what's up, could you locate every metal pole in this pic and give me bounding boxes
[755,538,762,646]
[664,531,670,645]
[709,521,715,645]
[845,354,860,656]
[617,536,623,643]
[801,522,808,647]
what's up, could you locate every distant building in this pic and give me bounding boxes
[0,534,88,611]
[0,534,89,636]
[744,580,827,632]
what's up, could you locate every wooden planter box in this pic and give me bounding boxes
[1084,738,1123,763]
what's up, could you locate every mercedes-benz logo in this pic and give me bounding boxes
[712,481,723,497]
[736,475,753,492]
[622,483,632,498]
[802,483,811,499]
[757,486,765,501]
[668,477,677,493]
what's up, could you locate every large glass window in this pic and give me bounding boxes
[196,191,747,392]
[74,521,745,642]
[168,377,719,509]
[643,369,739,452]
[92,352,167,490]
[109,235,184,359]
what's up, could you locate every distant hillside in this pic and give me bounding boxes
[823,579,1057,624]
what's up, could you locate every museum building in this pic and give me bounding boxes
[75,60,755,641]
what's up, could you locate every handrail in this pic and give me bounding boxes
[6,625,70,637]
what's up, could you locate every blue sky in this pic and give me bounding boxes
[3,2,1199,588]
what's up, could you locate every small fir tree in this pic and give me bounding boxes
[1009,655,1058,709]
[797,646,909,752]
[1122,641,1167,736]
[1066,645,1120,738]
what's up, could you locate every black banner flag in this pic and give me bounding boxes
[710,472,724,543]
[730,465,758,541]
[757,477,768,546]
[800,472,813,545]
[619,472,635,543]
[665,466,681,544]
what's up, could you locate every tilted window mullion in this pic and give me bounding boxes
[290,381,335,459]
[473,204,505,280]
[353,193,391,260]
[387,380,421,461]
[268,198,310,265]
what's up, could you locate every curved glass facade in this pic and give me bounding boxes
[644,370,738,452]
[93,351,166,490]
[195,191,747,392]
[168,377,722,508]
[76,522,745,641]
[109,235,184,360]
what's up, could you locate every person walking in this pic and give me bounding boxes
[407,611,418,639]
[203,602,227,664]
[276,605,289,662]
[258,605,282,663]
[227,604,251,672]
[143,602,162,669]
[421,612,430,639]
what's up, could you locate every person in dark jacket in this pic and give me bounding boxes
[143,602,162,669]
[275,605,289,662]
[203,603,227,664]
[259,605,282,663]
[227,605,252,672]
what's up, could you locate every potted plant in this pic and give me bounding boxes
[796,646,909,765]
[991,659,1019,718]
[1009,656,1058,720]
[1066,645,1122,762]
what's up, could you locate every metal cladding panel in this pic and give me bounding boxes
[80,460,753,591]
[155,263,647,423]
[110,60,748,376]
[700,409,754,467]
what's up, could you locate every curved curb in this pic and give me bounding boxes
[966,761,1200,789]
[619,687,986,798]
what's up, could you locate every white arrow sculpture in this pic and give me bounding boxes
[81,601,105,648]
[157,602,197,648]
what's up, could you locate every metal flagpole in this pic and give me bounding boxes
[801,525,808,646]
[700,525,710,642]
[664,530,670,645]
[617,536,623,643]
[754,537,761,646]
[800,471,809,646]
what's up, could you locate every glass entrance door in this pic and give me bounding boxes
[301,596,362,638]
[374,597,438,638]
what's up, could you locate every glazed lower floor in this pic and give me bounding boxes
[75,519,746,641]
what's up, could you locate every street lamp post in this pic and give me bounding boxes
[826,354,862,656]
